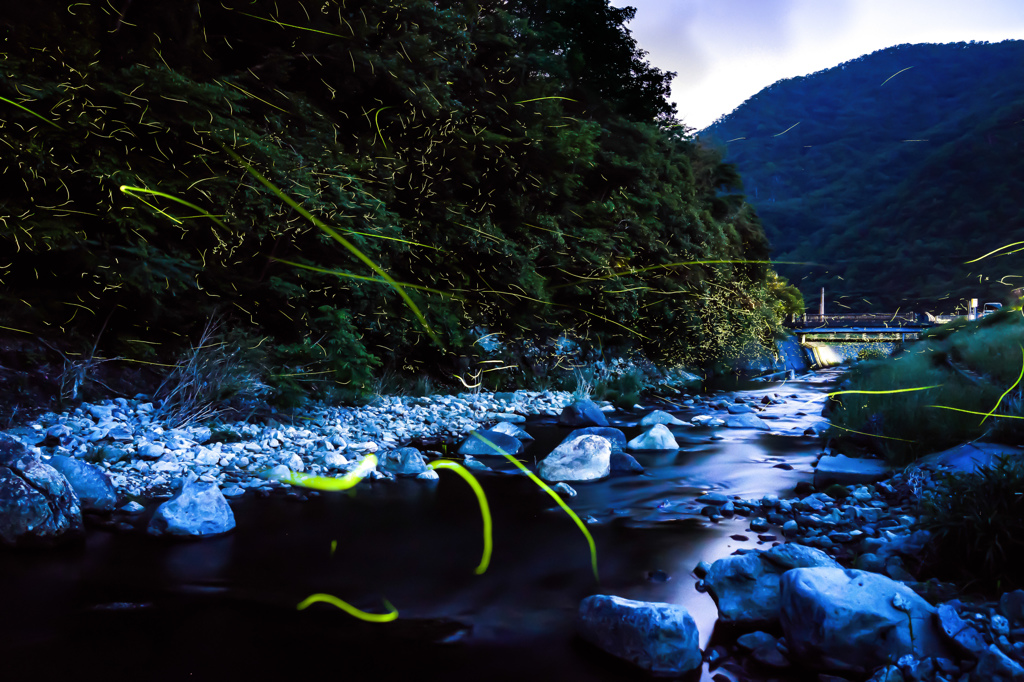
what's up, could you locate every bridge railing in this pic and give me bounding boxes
[796,313,921,328]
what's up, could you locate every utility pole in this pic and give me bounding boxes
[819,287,825,316]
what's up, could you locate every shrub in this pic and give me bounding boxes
[916,455,1024,593]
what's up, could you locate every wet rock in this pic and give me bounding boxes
[638,410,688,427]
[563,427,626,451]
[866,665,904,682]
[577,595,702,676]
[726,403,755,414]
[0,435,84,547]
[737,631,777,652]
[723,413,771,430]
[779,568,951,674]
[751,644,790,670]
[379,447,429,476]
[553,482,577,497]
[704,543,839,629]
[45,455,118,511]
[814,454,890,488]
[936,603,987,657]
[147,475,235,537]
[456,430,523,457]
[558,400,609,427]
[489,421,533,441]
[626,424,679,451]
[538,435,610,482]
[610,451,644,474]
[1000,590,1024,625]
[975,643,1024,680]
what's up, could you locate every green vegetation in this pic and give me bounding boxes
[701,40,1024,313]
[0,1,796,406]
[826,308,1024,464]
[917,455,1024,592]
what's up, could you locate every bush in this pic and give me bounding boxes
[916,455,1024,593]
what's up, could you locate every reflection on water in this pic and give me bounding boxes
[0,371,839,681]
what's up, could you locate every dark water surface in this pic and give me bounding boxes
[0,370,841,681]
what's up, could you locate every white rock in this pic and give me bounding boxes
[578,595,702,676]
[538,435,610,482]
[626,424,679,451]
[638,410,688,427]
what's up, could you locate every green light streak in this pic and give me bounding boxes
[428,460,492,575]
[879,66,914,87]
[548,260,812,290]
[372,106,394,149]
[236,10,346,37]
[0,95,65,130]
[927,405,1024,420]
[271,260,458,298]
[119,185,227,229]
[221,144,439,346]
[827,384,942,398]
[266,454,378,490]
[468,431,599,582]
[964,241,1024,264]
[980,347,1024,425]
[296,593,398,622]
[828,422,917,443]
[514,96,578,104]
[773,121,801,137]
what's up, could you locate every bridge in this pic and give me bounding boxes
[788,313,939,366]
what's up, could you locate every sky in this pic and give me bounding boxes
[608,0,1024,131]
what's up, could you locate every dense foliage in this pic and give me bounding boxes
[0,0,793,401]
[700,40,1024,313]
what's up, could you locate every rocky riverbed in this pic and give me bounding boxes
[2,373,1023,681]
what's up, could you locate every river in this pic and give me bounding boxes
[0,369,843,681]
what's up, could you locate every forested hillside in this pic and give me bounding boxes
[700,40,1024,313]
[0,0,797,402]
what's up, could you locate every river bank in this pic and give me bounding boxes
[2,368,1022,681]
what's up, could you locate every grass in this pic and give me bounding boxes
[916,454,1024,593]
[154,316,271,427]
[826,308,1024,464]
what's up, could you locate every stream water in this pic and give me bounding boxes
[0,369,842,681]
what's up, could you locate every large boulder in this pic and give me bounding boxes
[779,567,951,674]
[626,424,679,451]
[0,435,84,547]
[705,543,840,629]
[563,427,626,451]
[147,476,235,538]
[378,447,429,477]
[578,595,702,677]
[538,435,610,482]
[456,429,523,457]
[45,455,118,511]
[814,454,890,488]
[558,400,609,427]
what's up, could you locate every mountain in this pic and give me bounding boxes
[699,40,1024,313]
